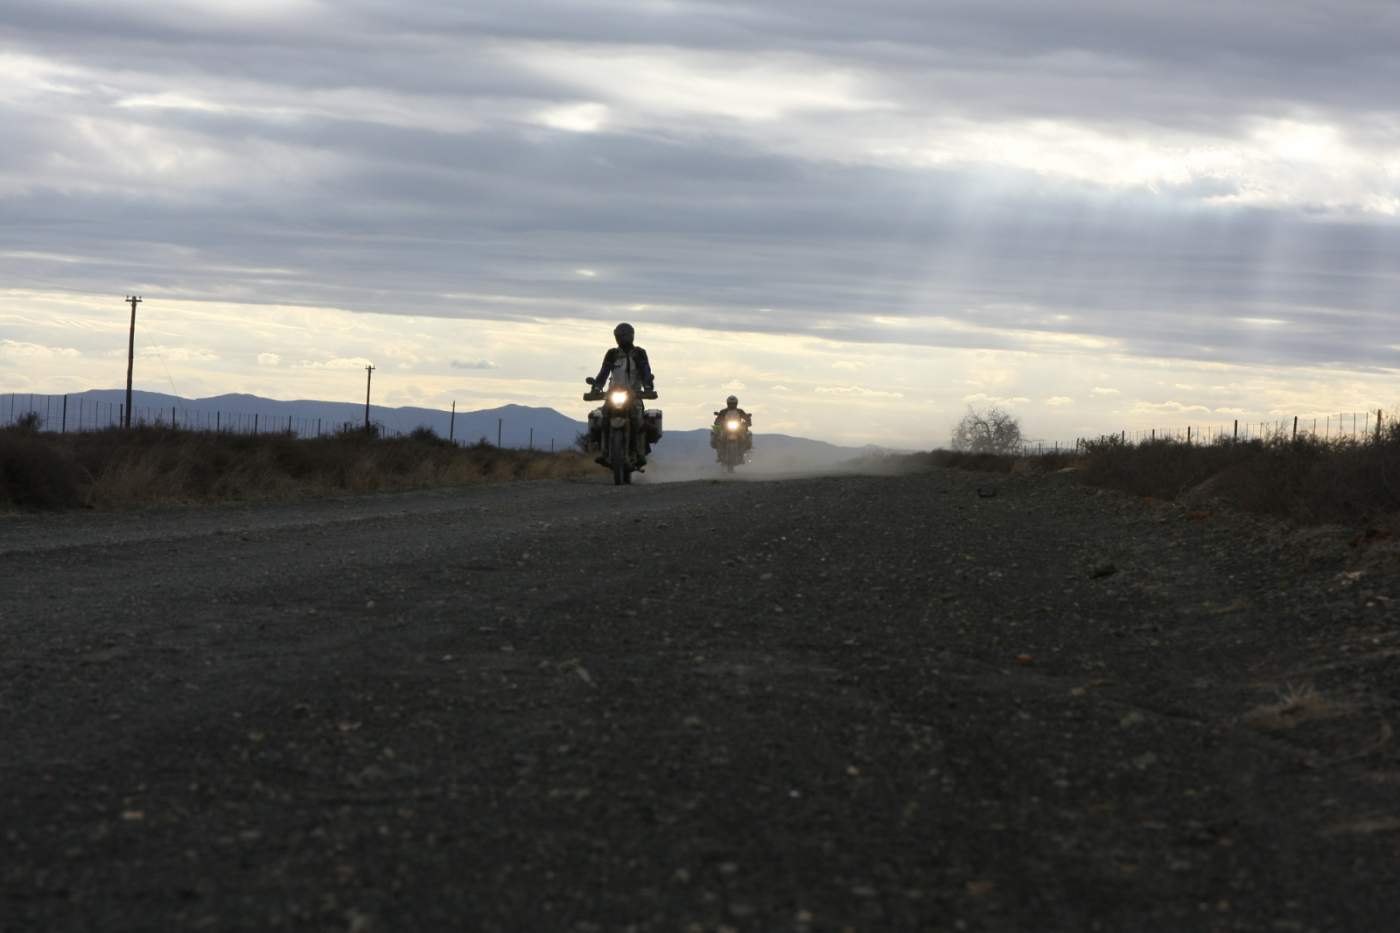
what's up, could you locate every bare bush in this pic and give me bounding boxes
[950,407,1023,455]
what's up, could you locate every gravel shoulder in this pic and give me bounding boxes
[2,469,1399,932]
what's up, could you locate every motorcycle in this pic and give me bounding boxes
[584,377,661,486]
[715,414,751,474]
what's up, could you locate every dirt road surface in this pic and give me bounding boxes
[3,470,1399,931]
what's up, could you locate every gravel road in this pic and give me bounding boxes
[3,469,1399,932]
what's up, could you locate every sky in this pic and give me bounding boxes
[2,0,1399,447]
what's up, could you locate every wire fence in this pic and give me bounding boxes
[1064,409,1390,453]
[0,392,558,451]
[973,410,1394,458]
[0,393,353,437]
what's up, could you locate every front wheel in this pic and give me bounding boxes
[610,431,628,486]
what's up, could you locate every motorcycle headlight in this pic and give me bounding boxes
[726,420,740,431]
[609,390,630,406]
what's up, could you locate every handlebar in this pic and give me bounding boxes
[584,389,657,402]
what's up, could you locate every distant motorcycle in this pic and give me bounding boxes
[715,414,750,474]
[584,378,661,486]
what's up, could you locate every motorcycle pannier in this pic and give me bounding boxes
[587,407,604,449]
[643,409,663,443]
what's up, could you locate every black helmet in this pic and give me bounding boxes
[726,395,738,408]
[613,322,635,348]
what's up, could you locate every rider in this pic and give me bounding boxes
[592,322,654,466]
[711,395,753,452]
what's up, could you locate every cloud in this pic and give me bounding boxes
[1044,396,1073,407]
[141,345,218,362]
[1133,400,1213,414]
[820,385,904,399]
[963,393,1029,406]
[0,339,81,360]
[297,356,374,370]
[536,103,609,134]
[257,352,281,366]
[1090,387,1121,397]
[450,358,497,370]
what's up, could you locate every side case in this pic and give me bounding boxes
[587,408,604,449]
[643,409,664,443]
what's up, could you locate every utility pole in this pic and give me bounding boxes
[364,364,375,433]
[497,417,502,447]
[123,295,141,428]
[449,401,456,444]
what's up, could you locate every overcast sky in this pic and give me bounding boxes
[3,0,1399,445]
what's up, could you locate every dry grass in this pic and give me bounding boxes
[1243,683,1358,731]
[1077,428,1400,525]
[0,425,598,510]
[889,426,1400,527]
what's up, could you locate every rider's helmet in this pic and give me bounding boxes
[614,322,635,349]
[726,395,738,408]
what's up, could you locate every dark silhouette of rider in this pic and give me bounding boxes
[711,395,753,451]
[593,322,654,466]
[593,323,654,392]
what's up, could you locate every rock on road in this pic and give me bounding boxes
[2,469,1399,932]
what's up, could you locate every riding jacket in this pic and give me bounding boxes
[594,346,654,392]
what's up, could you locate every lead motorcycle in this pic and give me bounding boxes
[584,377,661,486]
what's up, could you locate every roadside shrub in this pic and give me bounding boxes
[409,425,455,447]
[334,422,381,440]
[0,426,597,510]
[0,429,85,508]
[1078,427,1400,524]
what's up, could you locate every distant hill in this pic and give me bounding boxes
[6,388,881,468]
[43,389,584,452]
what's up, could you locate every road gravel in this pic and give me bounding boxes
[2,469,1399,932]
